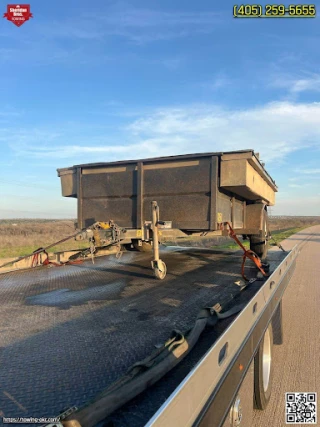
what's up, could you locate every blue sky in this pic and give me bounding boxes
[1,0,320,218]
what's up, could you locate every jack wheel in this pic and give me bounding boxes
[154,260,167,280]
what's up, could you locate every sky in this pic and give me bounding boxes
[0,0,320,218]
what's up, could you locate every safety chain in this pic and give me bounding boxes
[110,221,124,244]
[0,220,127,271]
[89,238,96,264]
[269,234,286,252]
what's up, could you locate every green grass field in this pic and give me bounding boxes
[0,220,88,259]
[0,218,318,259]
[0,242,89,259]
[214,226,308,251]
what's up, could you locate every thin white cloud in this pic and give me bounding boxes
[30,5,219,45]
[0,107,23,117]
[288,184,304,188]
[9,137,184,161]
[201,76,232,91]
[271,74,320,94]
[291,78,320,93]
[0,128,62,145]
[0,6,219,66]
[0,41,107,66]
[210,77,230,90]
[294,168,320,175]
[127,101,320,162]
[103,6,218,27]
[0,6,220,67]
[153,57,184,70]
[6,101,320,166]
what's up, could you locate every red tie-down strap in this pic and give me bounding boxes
[223,222,269,281]
[31,248,83,268]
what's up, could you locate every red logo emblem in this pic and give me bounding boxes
[3,4,33,27]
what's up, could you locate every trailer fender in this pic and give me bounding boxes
[245,203,267,231]
[246,204,269,260]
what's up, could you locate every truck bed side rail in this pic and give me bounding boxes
[146,245,299,427]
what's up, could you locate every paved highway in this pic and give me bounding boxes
[253,225,320,427]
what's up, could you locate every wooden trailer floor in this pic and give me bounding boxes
[0,246,286,427]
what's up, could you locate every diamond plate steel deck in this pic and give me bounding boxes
[0,247,286,427]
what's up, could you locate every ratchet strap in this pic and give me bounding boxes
[224,222,269,281]
[31,248,83,268]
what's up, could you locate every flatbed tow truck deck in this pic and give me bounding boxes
[0,244,296,427]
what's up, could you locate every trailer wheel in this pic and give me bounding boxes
[249,209,269,260]
[154,260,167,280]
[254,322,273,410]
[132,240,153,252]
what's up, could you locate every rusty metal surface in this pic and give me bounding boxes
[220,158,276,205]
[0,247,285,426]
[57,150,254,171]
[58,150,276,231]
[80,157,213,230]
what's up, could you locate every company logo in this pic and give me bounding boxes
[3,4,33,27]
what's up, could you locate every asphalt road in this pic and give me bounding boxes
[253,225,320,427]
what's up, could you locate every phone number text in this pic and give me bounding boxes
[233,4,316,17]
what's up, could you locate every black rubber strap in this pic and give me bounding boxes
[215,302,247,319]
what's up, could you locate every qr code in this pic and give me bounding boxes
[286,393,317,424]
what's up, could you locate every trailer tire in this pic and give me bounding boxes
[254,322,273,410]
[154,260,167,280]
[132,240,153,252]
[249,209,269,260]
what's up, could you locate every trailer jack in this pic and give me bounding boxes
[151,201,167,280]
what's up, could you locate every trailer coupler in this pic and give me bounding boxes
[224,222,269,281]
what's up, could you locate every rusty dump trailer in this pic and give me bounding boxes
[57,149,277,279]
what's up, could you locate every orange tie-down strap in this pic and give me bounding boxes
[31,248,83,268]
[223,222,269,281]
